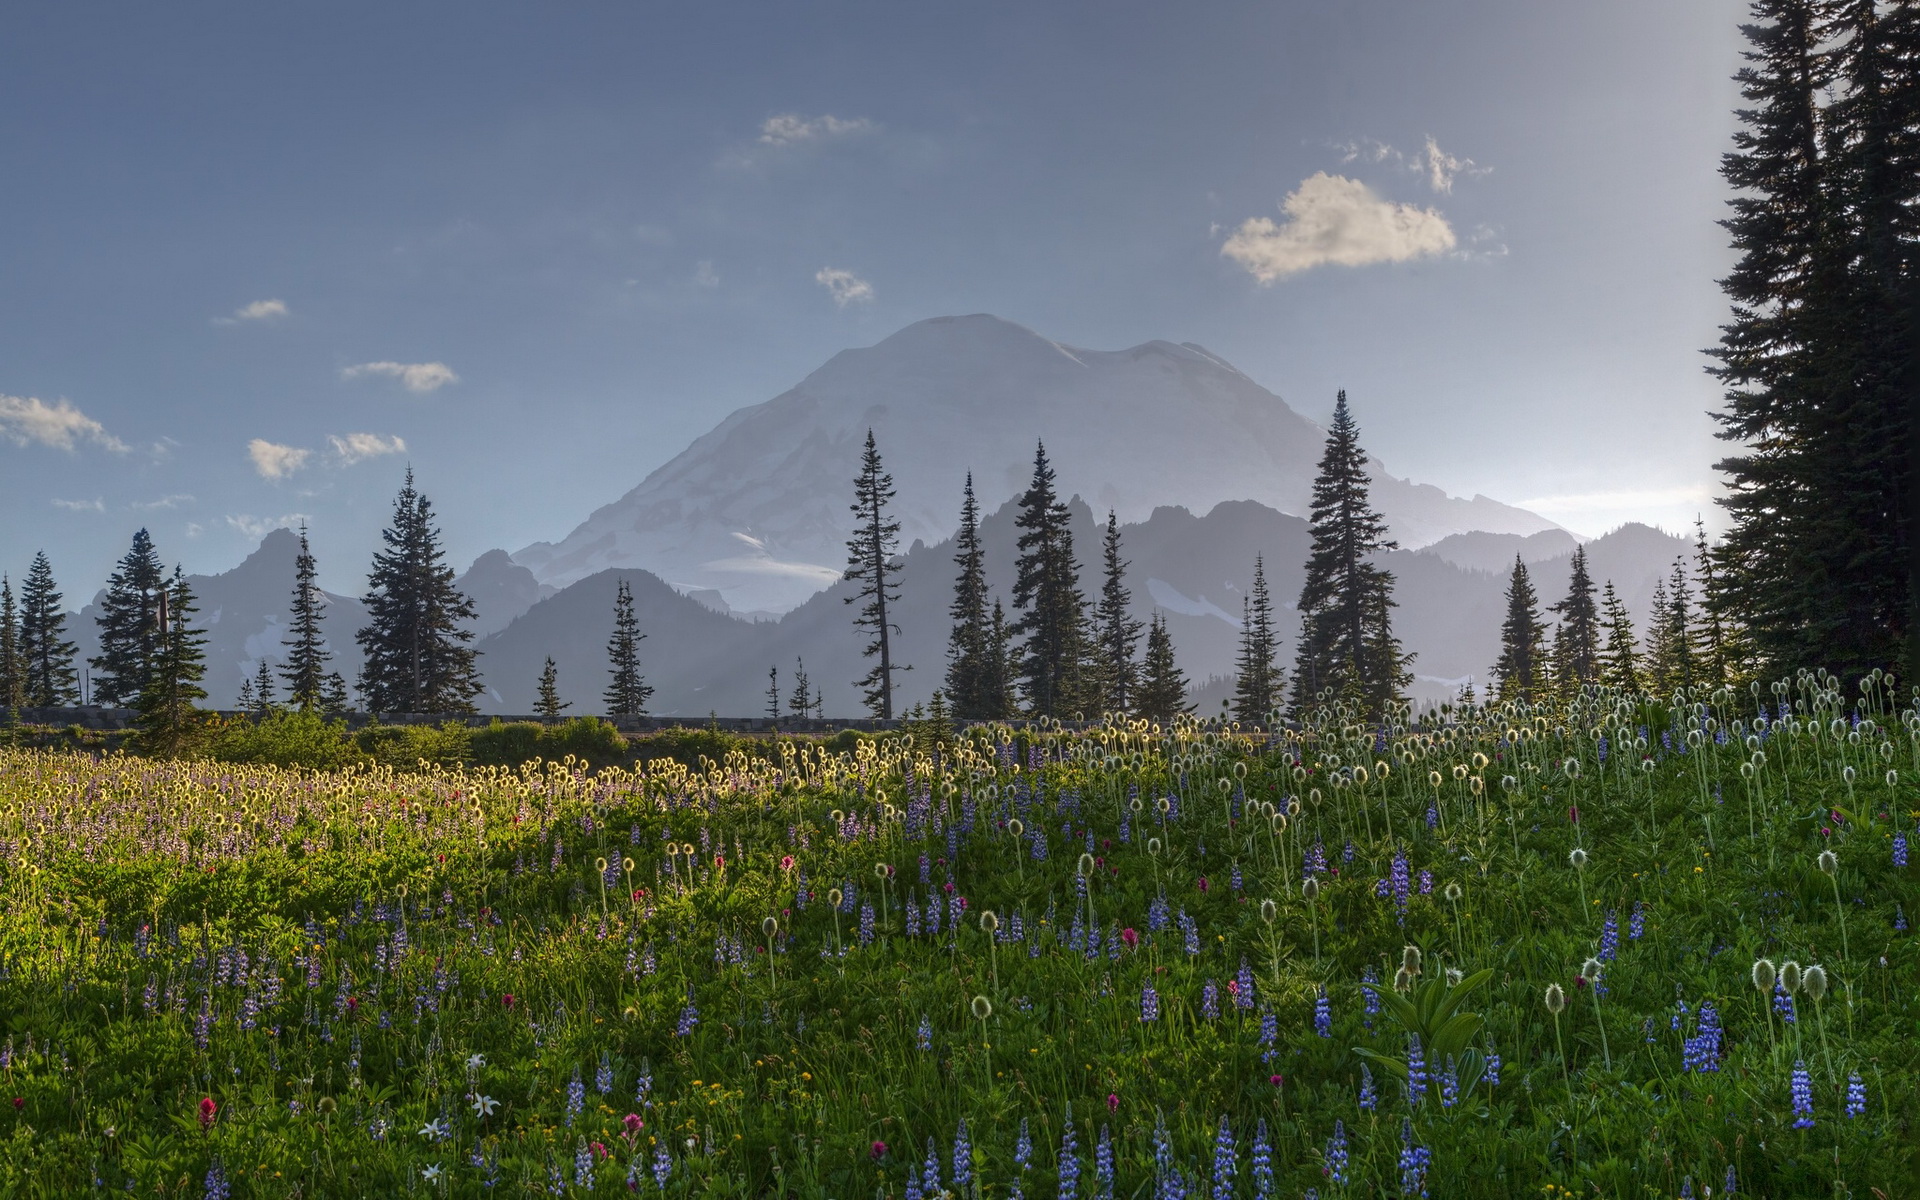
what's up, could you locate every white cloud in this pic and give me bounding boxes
[1417,137,1484,194]
[694,260,720,288]
[248,439,311,479]
[815,267,874,307]
[342,361,459,394]
[1335,137,1488,194]
[328,431,407,465]
[758,113,875,146]
[226,513,309,540]
[0,393,129,452]
[132,493,195,511]
[213,298,289,325]
[1221,173,1456,283]
[52,497,104,512]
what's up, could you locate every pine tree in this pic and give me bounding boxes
[1644,577,1675,694]
[0,576,23,710]
[1232,557,1281,724]
[1290,392,1410,720]
[789,659,813,720]
[945,474,994,718]
[133,568,208,756]
[235,675,256,713]
[1011,441,1091,717]
[1136,613,1190,725]
[766,664,782,722]
[320,672,351,715]
[1489,556,1546,703]
[1648,559,1700,694]
[1548,546,1601,692]
[535,657,570,722]
[355,470,483,713]
[1092,509,1146,714]
[18,551,78,707]
[844,430,907,718]
[251,658,276,713]
[979,600,1017,720]
[280,523,334,712]
[90,528,168,705]
[1599,581,1642,691]
[1691,518,1737,685]
[603,579,654,717]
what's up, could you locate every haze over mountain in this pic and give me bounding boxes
[513,315,1563,613]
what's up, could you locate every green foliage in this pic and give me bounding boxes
[469,717,627,769]
[351,720,473,768]
[210,709,358,769]
[1354,967,1494,1091]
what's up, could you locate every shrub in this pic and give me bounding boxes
[469,717,628,770]
[352,720,471,768]
[210,709,356,770]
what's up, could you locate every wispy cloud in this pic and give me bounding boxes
[758,113,876,147]
[248,439,310,479]
[694,260,720,289]
[0,393,129,452]
[52,497,104,512]
[328,432,406,465]
[226,513,309,540]
[342,361,459,394]
[1336,136,1489,194]
[132,493,195,511]
[212,298,289,325]
[1221,173,1456,283]
[815,267,874,307]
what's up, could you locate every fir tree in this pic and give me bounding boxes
[979,600,1018,720]
[0,576,22,710]
[1011,441,1091,717]
[251,658,276,713]
[766,664,782,722]
[18,551,78,707]
[1644,577,1674,694]
[1489,556,1546,703]
[604,579,654,717]
[90,528,168,705]
[133,568,208,756]
[944,473,994,718]
[1599,581,1643,691]
[1290,392,1410,720]
[1691,518,1737,685]
[535,657,570,722]
[1136,613,1190,725]
[280,524,334,712]
[355,470,483,713]
[789,659,814,720]
[1232,557,1281,724]
[844,430,907,718]
[1092,509,1145,714]
[235,675,256,713]
[1548,546,1601,691]
[320,672,352,715]
[1648,559,1700,694]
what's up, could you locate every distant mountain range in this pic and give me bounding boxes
[513,314,1563,614]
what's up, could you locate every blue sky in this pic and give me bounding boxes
[1,0,1744,596]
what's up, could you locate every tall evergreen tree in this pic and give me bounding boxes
[250,658,276,713]
[1644,577,1675,693]
[280,524,334,712]
[766,664,782,722]
[1599,581,1643,692]
[18,551,78,707]
[0,576,22,710]
[844,430,907,718]
[320,672,352,715]
[979,600,1018,720]
[1092,509,1146,714]
[1489,556,1547,703]
[788,658,814,720]
[535,657,569,722]
[355,470,483,713]
[944,473,994,718]
[1548,546,1601,691]
[604,579,654,716]
[1290,392,1410,719]
[133,568,208,756]
[1011,441,1091,717]
[1691,517,1736,685]
[1648,559,1700,694]
[1232,557,1281,724]
[90,528,168,705]
[1136,613,1190,725]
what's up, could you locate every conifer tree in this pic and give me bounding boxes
[1232,557,1281,724]
[320,672,352,715]
[1011,441,1091,717]
[355,470,482,713]
[1644,577,1674,694]
[1489,556,1546,702]
[133,568,208,756]
[1647,560,1700,694]
[789,658,813,720]
[1093,509,1145,714]
[251,659,276,713]
[844,430,907,718]
[604,579,653,716]
[766,664,782,722]
[1691,518,1736,685]
[1136,613,1190,725]
[280,524,334,712]
[979,600,1017,720]
[90,528,168,705]
[535,657,569,722]
[1290,392,1410,720]
[235,675,256,713]
[1599,581,1642,691]
[18,551,78,707]
[0,576,23,710]
[944,473,993,718]
[1548,546,1601,691]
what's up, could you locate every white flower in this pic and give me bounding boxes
[421,1163,443,1182]
[419,1117,451,1141]
[471,1093,499,1117]
[466,1053,486,1071]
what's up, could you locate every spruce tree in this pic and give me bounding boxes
[355,470,482,713]
[844,430,907,718]
[1648,560,1700,694]
[535,657,569,722]
[251,659,276,713]
[1290,392,1409,720]
[18,551,78,707]
[980,600,1017,720]
[0,576,22,710]
[766,664,782,722]
[1489,556,1546,702]
[280,523,334,712]
[1011,441,1091,717]
[789,659,813,720]
[236,675,256,712]
[1548,546,1601,691]
[1232,557,1281,724]
[133,568,208,756]
[1093,509,1145,714]
[944,473,993,718]
[90,528,168,705]
[1691,518,1737,685]
[604,579,653,716]
[320,672,352,715]
[1136,613,1190,725]
[1644,577,1675,694]
[1599,581,1643,691]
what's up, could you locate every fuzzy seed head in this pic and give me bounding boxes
[1443,882,1463,903]
[1147,837,1162,857]
[761,917,778,937]
[1816,849,1838,875]
[1259,899,1277,924]
[1078,853,1096,877]
[1801,964,1827,1001]
[1544,984,1566,1014]
[1401,945,1422,973]
[1301,878,1320,902]
[1581,957,1602,981]
[1752,958,1776,992]
[980,910,999,933]
[827,888,843,908]
[1779,961,1802,995]
[970,995,992,1021]
[1568,848,1588,870]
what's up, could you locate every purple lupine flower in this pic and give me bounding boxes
[1314,988,1332,1038]
[1058,1110,1081,1200]
[1425,803,1439,831]
[596,1051,614,1095]
[1250,1119,1274,1200]
[204,1159,231,1200]
[1097,1124,1116,1200]
[1359,1064,1377,1111]
[574,1137,595,1190]
[1418,869,1433,895]
[918,1014,932,1051]
[675,998,699,1037]
[1141,985,1161,1022]
[1724,1165,1737,1196]
[1846,1072,1866,1118]
[1598,911,1619,961]
[1257,1008,1277,1060]
[1148,894,1170,931]
[1210,1115,1235,1200]
[953,1117,973,1189]
[1390,853,1411,923]
[858,903,875,947]
[1201,979,1220,1020]
[1790,1060,1815,1128]
[1628,902,1647,940]
[1235,958,1256,1011]
[652,1140,671,1190]
[1405,1035,1427,1105]
[1895,832,1908,868]
[1897,905,1908,932]
[1682,1003,1722,1073]
[1179,909,1200,956]
[1323,1120,1348,1187]
[1397,1118,1431,1197]
[1438,1056,1459,1107]
[565,1068,585,1126]
[1774,981,1797,1024]
[922,1137,941,1197]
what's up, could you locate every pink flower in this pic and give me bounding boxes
[1269,1074,1284,1087]
[198,1097,218,1130]
[1107,1093,1119,1113]
[780,855,795,871]
[1120,928,1139,948]
[10,1097,21,1111]
[870,1140,888,1160]
[1197,876,1210,893]
[591,1141,610,1161]
[501,993,515,1009]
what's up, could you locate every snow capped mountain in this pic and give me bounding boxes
[513,314,1561,613]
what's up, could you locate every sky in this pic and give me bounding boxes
[1,0,1748,598]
